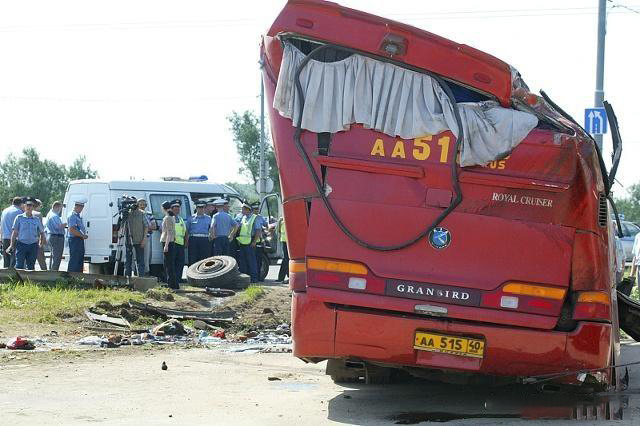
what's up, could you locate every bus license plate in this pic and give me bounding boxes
[414,332,485,358]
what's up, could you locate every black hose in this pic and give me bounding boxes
[292,42,465,251]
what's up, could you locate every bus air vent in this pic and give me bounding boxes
[598,193,607,227]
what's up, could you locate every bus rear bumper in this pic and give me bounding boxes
[292,292,612,380]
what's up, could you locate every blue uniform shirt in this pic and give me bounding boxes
[212,211,236,237]
[45,211,65,235]
[187,213,212,235]
[1,206,23,239]
[67,211,86,239]
[12,214,44,244]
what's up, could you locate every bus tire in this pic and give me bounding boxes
[186,256,238,288]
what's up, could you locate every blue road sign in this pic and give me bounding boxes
[584,107,607,135]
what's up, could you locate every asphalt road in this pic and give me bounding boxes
[1,342,639,425]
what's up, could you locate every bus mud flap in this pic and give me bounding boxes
[617,291,640,342]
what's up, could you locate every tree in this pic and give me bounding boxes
[615,184,640,223]
[227,110,280,195]
[224,181,259,204]
[0,147,98,212]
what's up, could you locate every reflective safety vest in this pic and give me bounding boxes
[279,219,287,243]
[237,214,256,245]
[175,216,186,246]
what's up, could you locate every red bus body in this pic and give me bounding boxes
[263,0,620,386]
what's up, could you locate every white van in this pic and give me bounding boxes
[62,179,243,275]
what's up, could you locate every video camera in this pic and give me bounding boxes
[117,195,138,221]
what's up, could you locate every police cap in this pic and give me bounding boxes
[23,196,36,205]
[170,199,182,207]
[213,199,225,206]
[195,200,206,207]
[161,201,172,210]
[74,197,88,206]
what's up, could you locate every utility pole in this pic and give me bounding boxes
[259,68,266,201]
[594,0,607,151]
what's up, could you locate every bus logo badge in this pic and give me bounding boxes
[428,227,451,250]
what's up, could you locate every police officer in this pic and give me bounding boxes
[45,201,66,271]
[33,199,47,270]
[171,199,187,282]
[252,203,267,281]
[1,197,24,268]
[6,197,45,270]
[276,217,289,283]
[187,201,211,265]
[210,198,237,256]
[235,202,261,283]
[67,198,88,273]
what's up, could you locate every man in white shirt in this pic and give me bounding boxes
[630,232,640,285]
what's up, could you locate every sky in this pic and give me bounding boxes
[0,0,639,196]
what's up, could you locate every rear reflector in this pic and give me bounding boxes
[503,283,566,300]
[307,258,368,275]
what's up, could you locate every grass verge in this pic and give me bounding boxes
[0,280,144,324]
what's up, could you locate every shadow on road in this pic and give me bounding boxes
[326,376,631,424]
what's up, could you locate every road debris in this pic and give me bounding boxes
[153,319,188,336]
[162,361,168,370]
[85,310,131,328]
[6,336,36,350]
[129,300,235,322]
[267,376,281,381]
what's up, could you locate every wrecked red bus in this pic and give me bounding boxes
[262,0,626,388]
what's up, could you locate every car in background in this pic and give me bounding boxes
[619,220,640,262]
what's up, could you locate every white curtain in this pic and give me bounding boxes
[273,42,538,167]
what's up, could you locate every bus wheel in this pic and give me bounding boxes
[326,359,363,384]
[364,363,392,385]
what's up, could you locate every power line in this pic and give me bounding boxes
[608,0,640,14]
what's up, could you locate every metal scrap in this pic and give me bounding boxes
[85,310,131,328]
[128,300,235,322]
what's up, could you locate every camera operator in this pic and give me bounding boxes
[123,196,148,277]
[137,198,156,276]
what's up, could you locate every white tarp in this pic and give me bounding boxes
[273,42,538,167]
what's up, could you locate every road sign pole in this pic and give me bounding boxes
[594,0,606,151]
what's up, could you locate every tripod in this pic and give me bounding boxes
[113,213,138,276]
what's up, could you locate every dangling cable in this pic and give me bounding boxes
[291,42,465,251]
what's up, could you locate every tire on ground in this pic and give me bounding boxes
[186,256,239,288]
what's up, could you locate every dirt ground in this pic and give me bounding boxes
[1,343,640,425]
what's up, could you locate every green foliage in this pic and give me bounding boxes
[243,284,265,302]
[225,181,259,204]
[227,111,280,195]
[0,280,143,324]
[615,183,640,223]
[0,147,98,212]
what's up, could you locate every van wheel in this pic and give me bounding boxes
[259,252,270,282]
[186,256,239,288]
